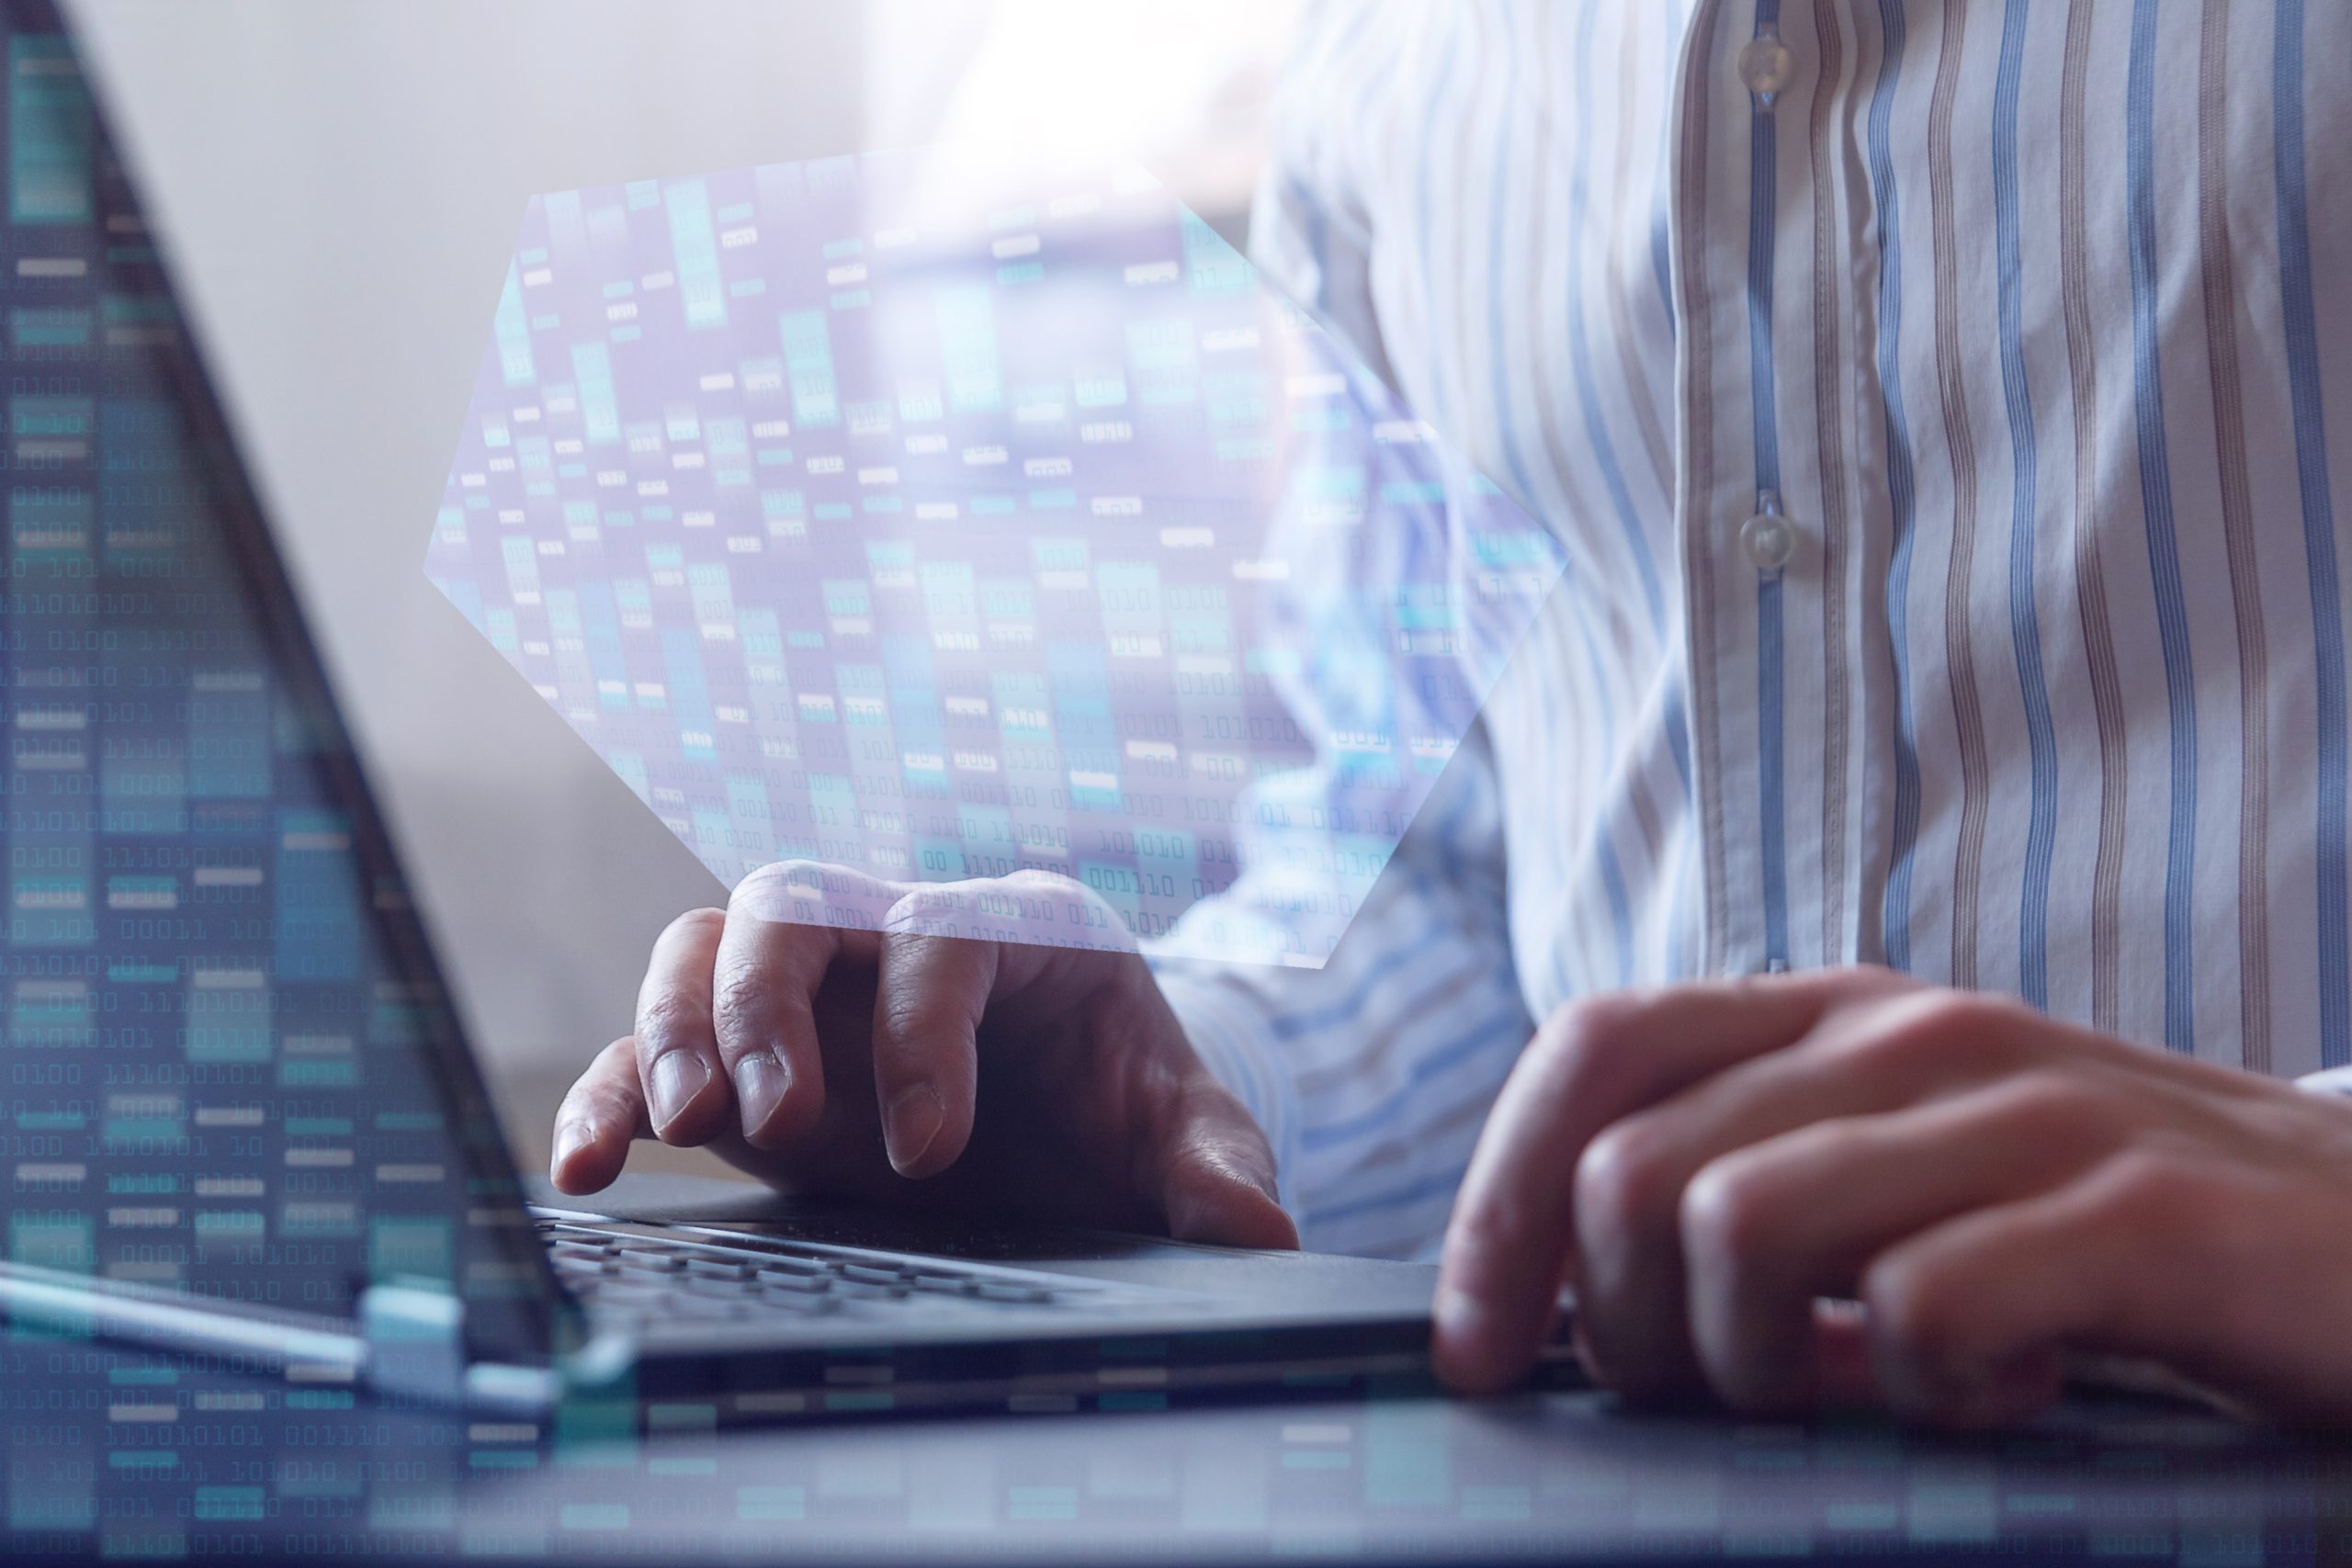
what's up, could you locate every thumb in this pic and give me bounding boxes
[1152,1077,1299,1250]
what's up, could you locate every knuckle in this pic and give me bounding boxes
[1535,990,1652,1091]
[662,906,727,946]
[1678,1152,1788,1279]
[2086,1146,2203,1227]
[1550,989,1650,1050]
[875,978,966,1053]
[1915,989,2030,1047]
[1817,962,1920,998]
[583,1075,641,1123]
[572,1040,644,1104]
[731,860,818,912]
[709,965,775,1036]
[884,886,984,939]
[732,859,797,896]
[634,988,709,1053]
[1574,1115,1679,1247]
[736,859,893,930]
[1835,988,2024,1076]
[1008,865,1115,925]
[1981,1068,2119,1140]
[1001,865,1083,897]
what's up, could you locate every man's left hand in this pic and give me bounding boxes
[1432,967,2352,1427]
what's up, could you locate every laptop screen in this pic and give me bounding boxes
[0,0,559,1360]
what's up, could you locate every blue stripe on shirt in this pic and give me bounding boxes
[1869,0,1927,974]
[1298,996,1529,1152]
[1302,1167,1463,1232]
[1994,0,2060,1010]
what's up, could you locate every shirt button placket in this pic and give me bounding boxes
[1737,29,1794,107]
[1741,482,1802,982]
[1742,489,1800,577]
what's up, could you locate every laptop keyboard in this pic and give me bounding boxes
[536,1218,1141,1327]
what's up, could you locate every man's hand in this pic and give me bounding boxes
[548,861,1297,1250]
[1433,967,2352,1427]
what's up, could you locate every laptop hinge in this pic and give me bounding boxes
[358,1282,467,1404]
[360,1282,562,1414]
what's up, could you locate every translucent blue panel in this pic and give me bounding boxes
[427,153,1565,965]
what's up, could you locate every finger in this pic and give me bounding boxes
[550,1036,654,1195]
[1148,1071,1299,1250]
[1568,987,2049,1399]
[1436,969,1907,1394]
[868,917,997,1179]
[634,908,731,1144]
[862,873,1134,1178]
[711,862,885,1149]
[1859,1153,2211,1427]
[1678,1073,2125,1413]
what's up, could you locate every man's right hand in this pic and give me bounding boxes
[547,861,1297,1250]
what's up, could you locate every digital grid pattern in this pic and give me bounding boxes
[424,152,1566,965]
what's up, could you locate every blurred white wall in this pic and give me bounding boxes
[867,0,1296,244]
[62,1,1298,1134]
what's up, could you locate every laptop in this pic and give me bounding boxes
[0,0,1573,1427]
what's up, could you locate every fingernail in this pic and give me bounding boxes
[884,1084,944,1175]
[550,1118,594,1181]
[649,1051,711,1134]
[733,1052,789,1140]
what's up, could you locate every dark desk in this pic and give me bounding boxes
[6,1184,2349,1565]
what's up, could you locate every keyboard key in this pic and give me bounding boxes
[537,1221,1104,1327]
[612,1247,686,1270]
[975,1281,1054,1304]
[839,1264,910,1287]
[909,1269,977,1293]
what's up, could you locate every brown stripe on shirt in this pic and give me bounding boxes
[1927,0,1991,992]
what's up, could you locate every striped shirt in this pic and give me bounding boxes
[1155,0,2352,1258]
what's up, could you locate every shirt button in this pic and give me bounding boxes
[1741,505,1798,575]
[1738,35,1793,107]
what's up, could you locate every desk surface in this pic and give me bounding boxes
[6,1182,2348,1565]
[7,1352,2346,1566]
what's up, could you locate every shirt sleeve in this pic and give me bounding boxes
[1155,726,1532,1259]
[2296,1067,2352,1097]
[1150,7,1533,1261]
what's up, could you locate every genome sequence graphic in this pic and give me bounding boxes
[427,152,1565,965]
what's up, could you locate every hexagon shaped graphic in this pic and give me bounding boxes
[425,152,1565,966]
